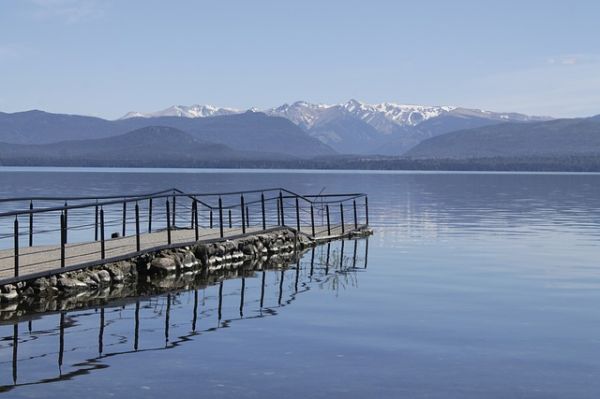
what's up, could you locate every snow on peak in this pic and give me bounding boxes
[121,111,148,119]
[120,100,546,131]
[339,99,456,127]
[119,104,240,119]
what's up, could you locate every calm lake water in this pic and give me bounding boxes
[1,167,600,398]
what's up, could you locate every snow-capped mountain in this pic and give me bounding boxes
[122,100,552,154]
[263,100,550,153]
[262,101,330,130]
[264,99,548,131]
[121,104,240,119]
[263,99,459,135]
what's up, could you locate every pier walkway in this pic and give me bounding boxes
[0,188,368,284]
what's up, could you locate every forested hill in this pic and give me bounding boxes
[406,118,600,159]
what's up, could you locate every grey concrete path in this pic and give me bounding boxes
[0,224,355,281]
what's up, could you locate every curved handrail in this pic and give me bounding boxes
[0,188,367,218]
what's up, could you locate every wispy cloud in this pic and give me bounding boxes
[30,0,105,23]
[0,44,24,62]
[546,54,600,66]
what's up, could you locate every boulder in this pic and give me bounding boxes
[58,277,88,292]
[149,257,177,273]
[82,276,99,289]
[181,253,198,269]
[105,264,125,283]
[31,277,52,292]
[91,270,112,285]
[224,241,236,252]
[242,244,255,255]
[0,284,16,294]
[0,290,18,303]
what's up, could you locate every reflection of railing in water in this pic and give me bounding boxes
[0,238,369,391]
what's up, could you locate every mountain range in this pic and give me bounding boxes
[122,99,551,154]
[0,100,599,170]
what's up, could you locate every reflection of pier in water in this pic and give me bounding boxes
[0,238,368,392]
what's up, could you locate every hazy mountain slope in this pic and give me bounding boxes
[0,110,121,144]
[116,112,335,158]
[405,118,600,158]
[307,114,385,154]
[374,114,518,155]
[0,110,334,158]
[0,126,231,161]
[0,126,292,164]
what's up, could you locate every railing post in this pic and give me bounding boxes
[100,207,105,259]
[194,199,199,241]
[13,217,19,277]
[166,199,172,245]
[228,209,232,228]
[29,201,33,247]
[340,203,345,234]
[190,199,194,228]
[277,197,281,225]
[122,200,127,237]
[172,195,176,227]
[60,212,65,268]
[279,191,285,226]
[210,209,213,229]
[310,204,315,237]
[241,195,246,234]
[218,197,224,238]
[261,193,266,230]
[63,201,68,244]
[135,201,140,252]
[94,202,99,241]
[246,206,250,228]
[295,197,300,232]
[353,200,358,229]
[365,196,369,225]
[326,205,331,235]
[148,198,153,233]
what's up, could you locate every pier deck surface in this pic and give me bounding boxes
[0,224,357,281]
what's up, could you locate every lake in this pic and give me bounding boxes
[1,167,600,398]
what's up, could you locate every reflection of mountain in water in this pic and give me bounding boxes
[0,238,368,392]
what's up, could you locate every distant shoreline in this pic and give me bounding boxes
[2,155,600,173]
[2,166,600,176]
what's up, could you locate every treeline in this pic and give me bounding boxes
[2,155,600,172]
[307,155,600,172]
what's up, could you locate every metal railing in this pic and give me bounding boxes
[0,188,368,282]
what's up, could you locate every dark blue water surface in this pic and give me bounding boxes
[1,167,600,398]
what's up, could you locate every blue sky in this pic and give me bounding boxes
[1,0,599,119]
